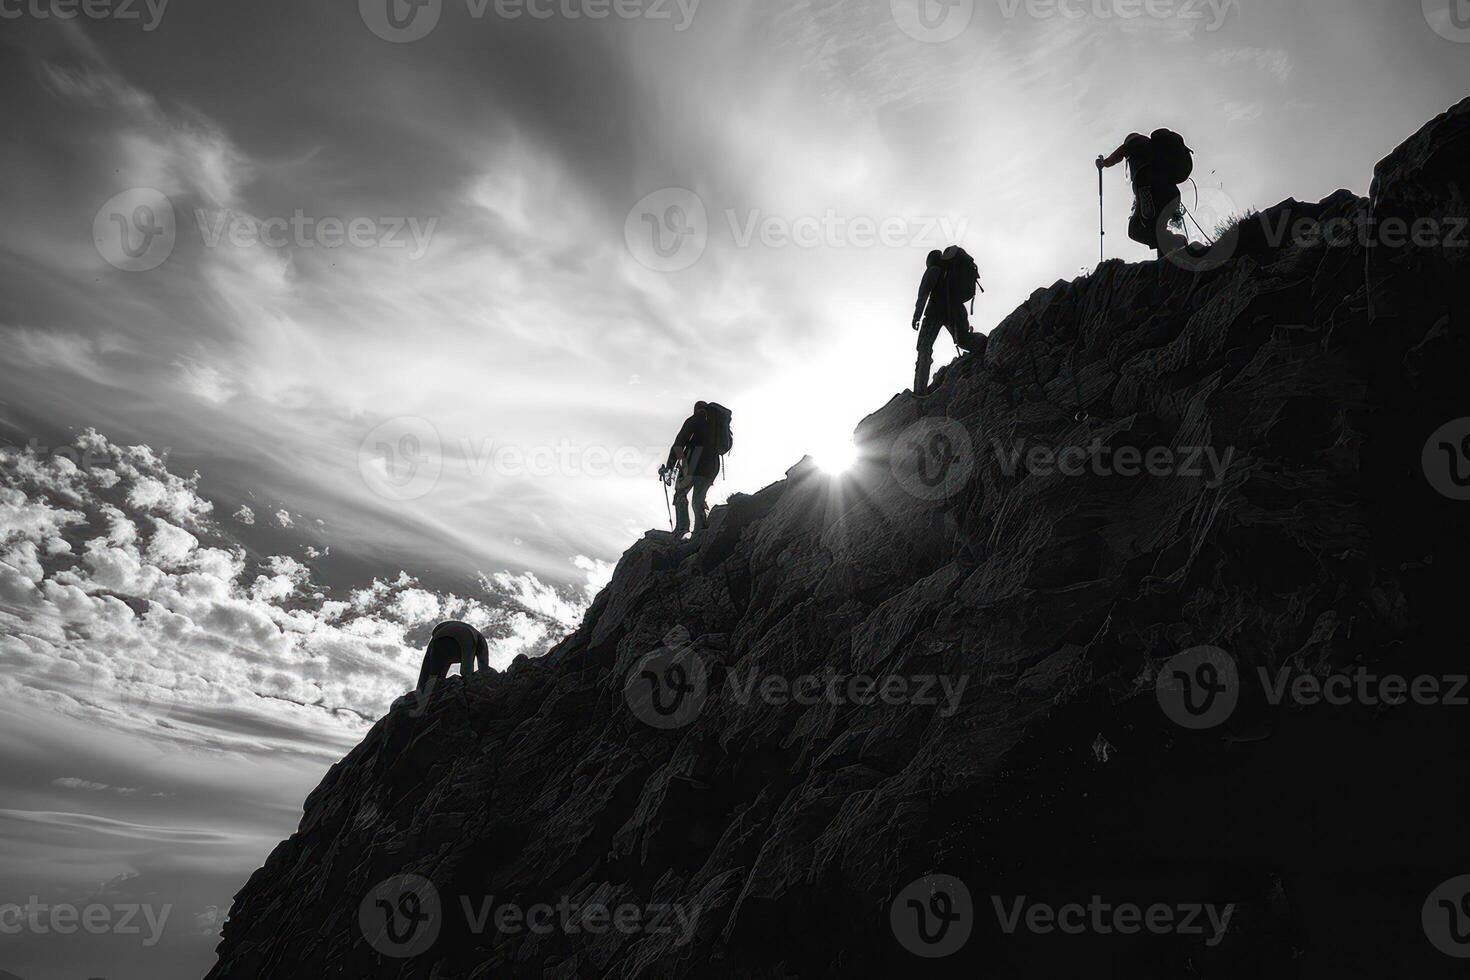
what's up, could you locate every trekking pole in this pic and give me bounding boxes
[662,472,673,531]
[1097,159,1106,263]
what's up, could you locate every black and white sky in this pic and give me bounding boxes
[0,1,1466,977]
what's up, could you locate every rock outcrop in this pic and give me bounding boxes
[207,101,1470,979]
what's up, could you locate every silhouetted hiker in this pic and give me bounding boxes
[659,401,733,537]
[1098,129,1193,258]
[416,621,489,697]
[912,246,985,395]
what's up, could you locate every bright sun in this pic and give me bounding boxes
[816,439,859,474]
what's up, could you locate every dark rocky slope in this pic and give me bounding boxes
[207,100,1470,979]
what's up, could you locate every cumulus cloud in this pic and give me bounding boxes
[233,505,256,526]
[0,430,601,755]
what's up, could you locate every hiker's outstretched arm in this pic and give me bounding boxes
[1099,144,1128,169]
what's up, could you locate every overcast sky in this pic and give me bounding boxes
[0,1,1465,977]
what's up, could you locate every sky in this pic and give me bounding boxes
[0,1,1465,977]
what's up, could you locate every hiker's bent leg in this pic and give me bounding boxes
[672,477,692,534]
[1154,185,1185,256]
[692,476,713,533]
[417,641,451,694]
[915,320,941,393]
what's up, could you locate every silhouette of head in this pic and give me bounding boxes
[927,249,943,268]
[694,401,708,417]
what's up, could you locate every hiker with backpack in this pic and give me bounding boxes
[912,246,986,395]
[659,401,733,537]
[1098,129,1194,259]
[415,620,490,699]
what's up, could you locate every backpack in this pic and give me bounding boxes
[940,246,981,310]
[705,403,734,456]
[1149,129,1194,185]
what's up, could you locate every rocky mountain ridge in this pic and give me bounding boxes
[207,99,1470,978]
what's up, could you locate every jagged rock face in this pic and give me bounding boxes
[208,100,1470,980]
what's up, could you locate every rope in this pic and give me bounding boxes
[1181,179,1218,246]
